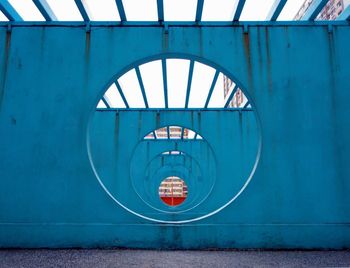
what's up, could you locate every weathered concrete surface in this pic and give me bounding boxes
[0,249,349,268]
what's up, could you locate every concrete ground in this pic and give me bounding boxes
[0,249,349,268]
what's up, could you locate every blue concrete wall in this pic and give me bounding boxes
[0,23,350,248]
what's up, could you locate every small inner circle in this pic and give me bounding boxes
[158,176,188,207]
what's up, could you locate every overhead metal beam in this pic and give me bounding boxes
[135,66,149,108]
[336,5,350,21]
[266,0,288,21]
[195,0,204,22]
[185,60,194,108]
[0,0,22,21]
[301,0,328,21]
[74,0,90,21]
[204,70,219,108]
[115,0,127,21]
[224,85,238,108]
[161,59,168,108]
[32,0,57,21]
[157,0,164,21]
[115,82,129,109]
[233,0,246,21]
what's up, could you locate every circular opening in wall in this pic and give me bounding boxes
[158,176,188,207]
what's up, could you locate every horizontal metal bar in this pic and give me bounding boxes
[266,0,288,21]
[96,107,253,112]
[115,0,127,22]
[0,0,22,21]
[336,5,350,21]
[301,0,328,21]
[32,0,57,21]
[74,0,90,22]
[233,0,246,21]
[0,21,348,27]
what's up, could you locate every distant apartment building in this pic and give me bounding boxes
[295,0,349,20]
[223,76,247,108]
[159,176,188,206]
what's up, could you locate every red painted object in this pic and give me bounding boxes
[161,196,186,206]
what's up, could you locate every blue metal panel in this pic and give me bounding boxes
[0,0,22,21]
[233,0,246,21]
[74,0,90,22]
[0,24,349,249]
[32,0,57,21]
[336,4,350,21]
[301,0,328,21]
[266,0,288,21]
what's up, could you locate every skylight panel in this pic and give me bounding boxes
[277,0,306,20]
[187,129,196,139]
[207,73,225,108]
[0,10,8,21]
[122,0,158,21]
[46,0,83,21]
[139,60,165,108]
[118,69,146,108]
[201,0,237,21]
[8,0,45,21]
[239,0,275,21]
[164,0,197,21]
[167,59,190,108]
[97,100,107,108]
[103,83,126,108]
[188,62,216,108]
[83,0,121,21]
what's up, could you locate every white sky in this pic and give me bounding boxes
[0,0,329,22]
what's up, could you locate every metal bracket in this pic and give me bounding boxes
[328,24,333,33]
[164,23,169,34]
[7,23,12,33]
[243,24,249,34]
[85,22,91,33]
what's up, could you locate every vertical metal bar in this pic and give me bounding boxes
[243,101,250,109]
[102,97,110,109]
[162,59,169,108]
[115,82,129,108]
[153,131,157,140]
[194,133,198,140]
[32,0,57,21]
[157,0,164,21]
[265,0,287,21]
[195,0,204,22]
[233,0,246,21]
[185,60,194,108]
[224,85,238,108]
[181,127,185,140]
[204,70,219,108]
[167,126,170,139]
[74,0,90,21]
[115,0,127,21]
[301,0,328,21]
[336,5,350,21]
[135,67,149,108]
[0,0,23,21]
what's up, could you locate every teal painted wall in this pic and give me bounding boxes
[0,24,350,248]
